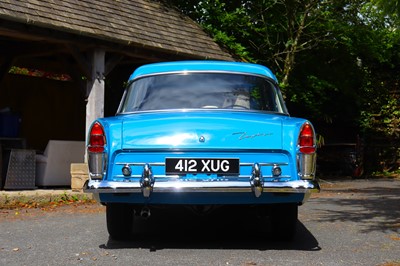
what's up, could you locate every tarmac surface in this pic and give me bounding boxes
[0,176,399,266]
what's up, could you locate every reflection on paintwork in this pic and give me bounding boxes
[155,133,197,146]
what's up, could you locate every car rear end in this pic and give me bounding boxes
[86,112,318,204]
[84,61,319,240]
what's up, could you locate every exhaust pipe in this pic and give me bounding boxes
[140,207,151,219]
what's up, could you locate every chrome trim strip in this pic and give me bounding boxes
[118,108,290,116]
[240,162,288,166]
[118,148,288,153]
[111,174,292,179]
[84,179,320,194]
[116,162,165,166]
[115,162,289,167]
[130,70,275,81]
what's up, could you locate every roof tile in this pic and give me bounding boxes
[0,0,232,60]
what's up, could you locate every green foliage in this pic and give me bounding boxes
[170,0,254,61]
[171,0,400,171]
[373,0,400,20]
[361,97,400,138]
[288,75,339,123]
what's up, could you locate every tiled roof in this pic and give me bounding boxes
[0,0,233,61]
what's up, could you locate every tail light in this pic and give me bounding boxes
[298,123,316,154]
[87,121,106,180]
[297,122,316,180]
[88,122,106,153]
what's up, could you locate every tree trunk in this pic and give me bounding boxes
[280,1,311,87]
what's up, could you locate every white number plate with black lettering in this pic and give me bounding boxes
[165,158,239,175]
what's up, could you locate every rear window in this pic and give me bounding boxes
[118,73,288,114]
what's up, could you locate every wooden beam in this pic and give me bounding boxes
[105,54,124,76]
[85,49,105,155]
[65,44,92,80]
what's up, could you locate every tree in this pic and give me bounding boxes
[172,0,400,172]
[373,0,400,17]
[171,0,331,88]
[171,1,363,118]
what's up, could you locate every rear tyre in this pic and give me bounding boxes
[270,203,298,241]
[106,203,134,240]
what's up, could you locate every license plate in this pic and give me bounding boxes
[165,158,239,175]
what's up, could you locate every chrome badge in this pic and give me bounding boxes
[199,136,205,143]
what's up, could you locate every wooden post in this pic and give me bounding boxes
[85,49,105,162]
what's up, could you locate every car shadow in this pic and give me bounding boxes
[100,206,321,251]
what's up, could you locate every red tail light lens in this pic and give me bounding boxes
[299,123,315,154]
[88,122,105,153]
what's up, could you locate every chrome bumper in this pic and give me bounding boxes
[84,179,320,195]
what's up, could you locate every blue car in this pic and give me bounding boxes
[85,61,319,240]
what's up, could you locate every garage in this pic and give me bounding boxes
[0,0,232,188]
